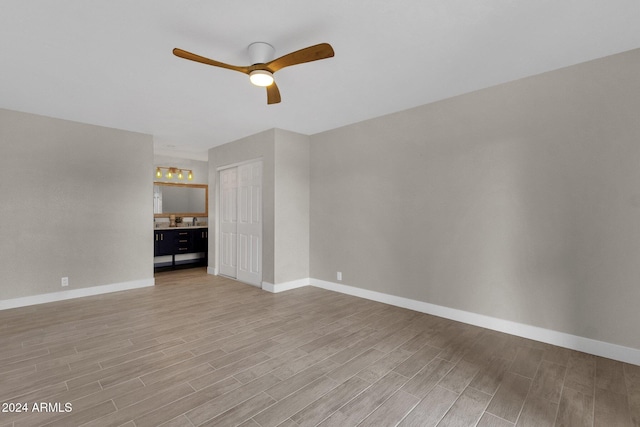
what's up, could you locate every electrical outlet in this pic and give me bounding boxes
[337,272,342,281]
[61,277,69,287]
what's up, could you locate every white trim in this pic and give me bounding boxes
[207,266,218,275]
[262,278,310,293]
[309,278,640,366]
[0,278,155,311]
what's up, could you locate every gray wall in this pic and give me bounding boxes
[274,129,310,283]
[310,49,640,350]
[0,109,154,300]
[208,128,311,285]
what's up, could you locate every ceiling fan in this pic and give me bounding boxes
[173,42,335,105]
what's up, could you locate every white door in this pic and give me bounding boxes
[218,161,262,286]
[236,161,262,286]
[219,167,238,278]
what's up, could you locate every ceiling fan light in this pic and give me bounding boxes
[249,70,274,87]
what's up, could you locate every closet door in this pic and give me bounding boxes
[236,161,262,286]
[219,167,238,278]
[218,160,262,286]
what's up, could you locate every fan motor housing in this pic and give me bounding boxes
[248,42,275,65]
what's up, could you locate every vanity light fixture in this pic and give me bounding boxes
[155,166,193,181]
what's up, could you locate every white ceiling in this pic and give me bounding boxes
[2,1,640,161]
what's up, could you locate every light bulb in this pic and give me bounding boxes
[188,171,193,180]
[155,168,162,178]
[249,70,274,87]
[166,171,172,179]
[178,170,184,180]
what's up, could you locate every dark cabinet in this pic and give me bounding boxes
[154,230,174,256]
[194,229,208,253]
[154,228,208,270]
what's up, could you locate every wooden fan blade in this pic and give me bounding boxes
[173,48,250,74]
[267,43,334,72]
[266,81,281,104]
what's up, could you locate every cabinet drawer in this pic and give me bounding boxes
[175,242,194,252]
[173,231,192,241]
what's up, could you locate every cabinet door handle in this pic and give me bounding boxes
[179,247,188,251]
[155,234,158,241]
[179,239,188,243]
[179,232,188,235]
[161,234,163,241]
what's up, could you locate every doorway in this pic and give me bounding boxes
[218,160,263,286]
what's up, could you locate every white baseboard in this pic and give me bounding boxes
[0,278,155,311]
[309,278,640,366]
[262,278,310,293]
[209,268,261,288]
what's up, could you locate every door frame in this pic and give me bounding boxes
[214,158,263,286]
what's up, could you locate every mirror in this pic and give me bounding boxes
[153,182,208,217]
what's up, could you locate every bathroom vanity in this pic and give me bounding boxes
[153,181,209,271]
[154,226,208,270]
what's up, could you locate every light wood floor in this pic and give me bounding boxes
[1,269,638,427]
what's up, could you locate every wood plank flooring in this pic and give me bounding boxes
[1,268,639,426]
